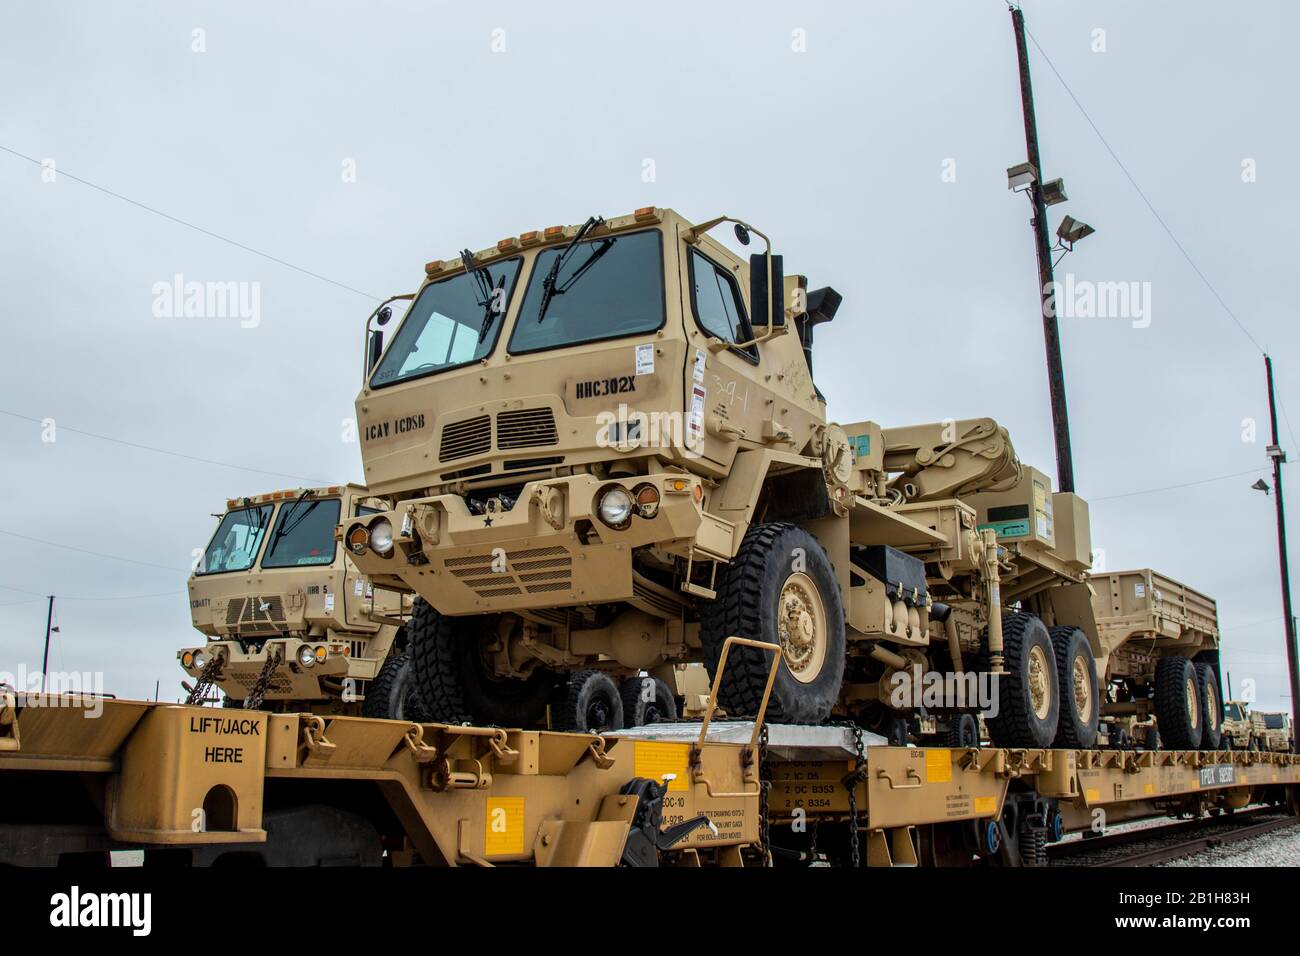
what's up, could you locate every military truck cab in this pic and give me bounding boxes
[179,484,410,713]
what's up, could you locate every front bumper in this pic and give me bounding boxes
[178,637,365,702]
[343,473,726,615]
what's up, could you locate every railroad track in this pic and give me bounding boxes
[1048,807,1300,866]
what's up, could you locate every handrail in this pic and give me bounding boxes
[695,636,783,751]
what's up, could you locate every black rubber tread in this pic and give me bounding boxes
[407,598,554,726]
[700,522,846,724]
[362,652,428,721]
[1195,663,1223,750]
[985,613,1060,749]
[556,670,624,732]
[1049,625,1099,749]
[946,713,981,749]
[1154,656,1202,750]
[1146,724,1161,751]
[619,675,677,726]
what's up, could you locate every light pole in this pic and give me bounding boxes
[1256,355,1300,750]
[1007,4,1095,494]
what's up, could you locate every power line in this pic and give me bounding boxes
[0,581,183,603]
[1018,23,1267,355]
[0,143,377,301]
[0,409,331,485]
[1091,468,1265,503]
[0,530,188,573]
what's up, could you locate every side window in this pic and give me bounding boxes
[689,249,757,361]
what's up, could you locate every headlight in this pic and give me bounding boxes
[298,645,316,668]
[181,651,195,669]
[369,519,394,556]
[597,487,634,529]
[193,650,207,669]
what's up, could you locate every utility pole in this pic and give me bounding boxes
[1010,3,1075,493]
[1264,355,1300,751]
[41,595,54,693]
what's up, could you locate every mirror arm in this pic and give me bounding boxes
[361,292,416,386]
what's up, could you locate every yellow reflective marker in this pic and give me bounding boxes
[634,741,688,791]
[485,797,525,856]
[925,748,952,783]
[974,795,998,815]
[1085,787,1101,803]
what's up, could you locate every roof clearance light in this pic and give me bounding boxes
[634,206,656,220]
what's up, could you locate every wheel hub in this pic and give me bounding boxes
[1028,644,1052,721]
[778,572,827,685]
[1072,655,1092,723]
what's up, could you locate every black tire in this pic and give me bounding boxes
[1049,626,1099,749]
[1154,656,1202,750]
[1248,736,1259,752]
[1146,724,1161,751]
[947,713,981,749]
[362,652,428,721]
[1222,734,1235,751]
[619,675,677,726]
[700,522,846,724]
[1195,663,1222,750]
[407,598,555,727]
[556,670,623,732]
[222,695,245,709]
[985,613,1060,749]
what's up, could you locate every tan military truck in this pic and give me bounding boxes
[1253,711,1294,752]
[1082,569,1223,750]
[337,206,1197,751]
[1221,699,1253,750]
[179,484,418,717]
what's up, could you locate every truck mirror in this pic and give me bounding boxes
[733,223,751,246]
[749,253,785,329]
[367,329,384,374]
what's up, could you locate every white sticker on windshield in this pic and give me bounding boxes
[693,349,706,383]
[635,343,655,376]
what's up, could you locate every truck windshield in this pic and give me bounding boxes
[197,505,273,575]
[1224,703,1243,721]
[262,498,342,568]
[370,258,523,387]
[508,229,663,354]
[1264,714,1286,729]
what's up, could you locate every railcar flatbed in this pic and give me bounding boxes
[2,687,1296,868]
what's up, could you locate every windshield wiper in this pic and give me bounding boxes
[460,248,509,344]
[267,490,316,558]
[535,216,611,325]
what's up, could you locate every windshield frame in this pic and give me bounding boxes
[195,504,274,576]
[368,254,525,390]
[260,496,343,570]
[506,228,666,357]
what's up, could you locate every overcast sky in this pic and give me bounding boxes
[2,0,1297,713]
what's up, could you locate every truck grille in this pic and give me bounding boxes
[497,408,558,449]
[437,408,558,464]
[439,415,492,461]
[225,596,286,629]
[445,545,573,598]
